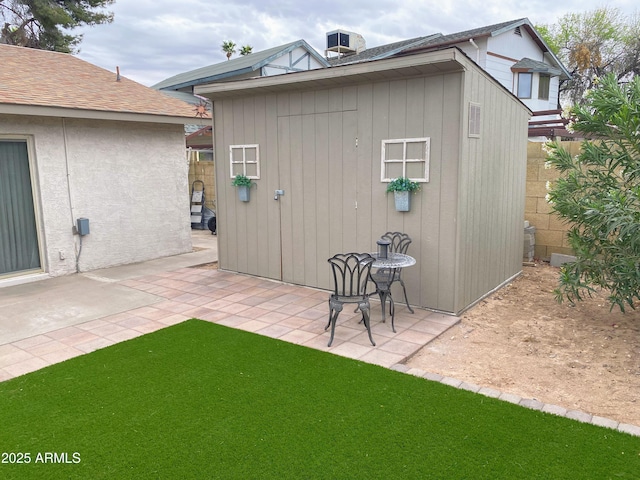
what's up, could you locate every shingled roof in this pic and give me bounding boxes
[400,18,570,79]
[324,18,569,81]
[0,44,209,124]
[153,40,329,91]
[327,35,440,66]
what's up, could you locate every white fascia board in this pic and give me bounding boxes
[0,104,210,126]
[196,49,462,97]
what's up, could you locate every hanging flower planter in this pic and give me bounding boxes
[237,185,250,202]
[386,177,421,212]
[393,191,411,211]
[231,174,255,202]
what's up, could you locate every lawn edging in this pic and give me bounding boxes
[391,364,640,437]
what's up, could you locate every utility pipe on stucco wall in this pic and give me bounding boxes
[62,118,83,272]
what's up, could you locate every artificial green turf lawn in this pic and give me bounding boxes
[0,320,639,479]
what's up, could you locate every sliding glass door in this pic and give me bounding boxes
[0,140,41,275]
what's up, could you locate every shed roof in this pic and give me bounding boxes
[153,40,330,91]
[196,47,531,117]
[196,49,466,100]
[0,44,209,124]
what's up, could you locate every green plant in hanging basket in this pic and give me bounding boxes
[386,177,421,193]
[231,174,255,187]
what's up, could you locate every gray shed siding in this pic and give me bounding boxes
[454,67,529,313]
[211,54,528,314]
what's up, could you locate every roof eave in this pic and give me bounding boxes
[160,67,257,91]
[0,104,210,125]
[196,49,468,100]
[507,20,572,80]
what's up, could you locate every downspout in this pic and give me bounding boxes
[469,38,479,64]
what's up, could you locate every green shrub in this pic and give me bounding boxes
[546,74,640,311]
[386,177,421,193]
[231,174,254,187]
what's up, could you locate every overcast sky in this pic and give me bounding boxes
[74,0,638,87]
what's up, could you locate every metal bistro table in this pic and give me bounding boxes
[368,252,416,332]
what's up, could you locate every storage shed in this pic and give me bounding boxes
[196,48,531,315]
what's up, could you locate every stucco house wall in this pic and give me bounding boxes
[0,44,208,285]
[1,115,191,276]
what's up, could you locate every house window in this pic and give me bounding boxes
[538,74,550,101]
[196,150,214,162]
[229,144,260,179]
[517,72,532,99]
[188,148,213,163]
[469,103,481,138]
[381,138,430,183]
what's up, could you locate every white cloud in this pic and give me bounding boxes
[74,0,639,86]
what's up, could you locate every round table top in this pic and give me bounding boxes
[369,252,416,268]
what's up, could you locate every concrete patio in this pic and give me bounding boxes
[2,231,640,436]
[0,230,459,381]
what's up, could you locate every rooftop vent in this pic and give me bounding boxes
[514,26,522,37]
[325,29,366,56]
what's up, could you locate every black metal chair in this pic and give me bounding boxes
[326,253,376,347]
[369,232,414,332]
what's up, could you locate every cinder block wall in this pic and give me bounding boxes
[525,141,582,260]
[188,152,217,213]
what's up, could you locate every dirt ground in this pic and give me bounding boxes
[406,262,640,426]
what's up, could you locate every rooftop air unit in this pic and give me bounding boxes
[326,30,366,56]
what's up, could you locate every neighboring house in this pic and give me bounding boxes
[153,39,330,99]
[156,40,331,218]
[328,18,570,120]
[196,48,531,315]
[0,44,210,286]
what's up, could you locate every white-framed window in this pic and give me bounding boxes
[229,144,260,179]
[517,72,532,99]
[469,102,481,138]
[381,138,430,183]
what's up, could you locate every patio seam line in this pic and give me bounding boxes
[390,364,640,438]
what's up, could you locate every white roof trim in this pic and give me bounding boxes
[0,104,210,126]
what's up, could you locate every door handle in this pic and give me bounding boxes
[274,189,285,200]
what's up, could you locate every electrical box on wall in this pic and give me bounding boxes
[76,218,90,236]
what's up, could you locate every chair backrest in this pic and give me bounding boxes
[380,232,412,255]
[328,253,374,298]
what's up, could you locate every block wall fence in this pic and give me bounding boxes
[525,140,582,261]
[188,152,217,213]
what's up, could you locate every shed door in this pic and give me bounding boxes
[0,141,41,276]
[277,111,357,289]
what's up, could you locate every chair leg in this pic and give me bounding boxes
[325,300,333,331]
[358,301,376,346]
[389,295,396,333]
[398,279,414,313]
[326,309,338,347]
[326,301,344,347]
